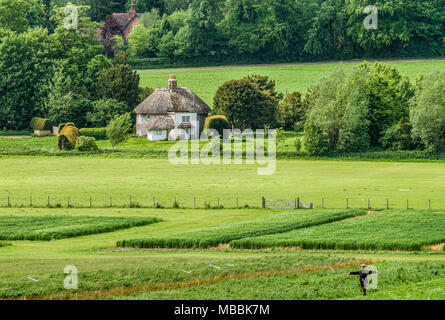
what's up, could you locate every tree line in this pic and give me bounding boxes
[213,63,445,154]
[106,0,445,65]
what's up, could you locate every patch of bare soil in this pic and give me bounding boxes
[426,243,444,252]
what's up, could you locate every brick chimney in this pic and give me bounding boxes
[129,1,136,17]
[168,75,177,91]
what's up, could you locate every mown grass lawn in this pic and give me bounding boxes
[139,60,445,106]
[0,157,444,209]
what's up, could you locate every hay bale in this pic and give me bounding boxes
[58,124,79,150]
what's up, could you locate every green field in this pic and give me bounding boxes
[117,209,364,249]
[232,210,445,251]
[1,60,445,300]
[0,157,444,210]
[116,261,445,300]
[139,60,445,106]
[0,215,159,241]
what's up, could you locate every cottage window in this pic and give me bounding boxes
[182,116,191,123]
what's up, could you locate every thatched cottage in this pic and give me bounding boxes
[134,75,211,140]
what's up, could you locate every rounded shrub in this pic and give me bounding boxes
[204,115,231,135]
[75,136,98,151]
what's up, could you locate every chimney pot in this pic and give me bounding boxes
[168,75,177,91]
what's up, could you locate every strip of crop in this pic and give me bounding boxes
[117,209,365,249]
[231,210,445,251]
[10,259,377,300]
[0,216,160,241]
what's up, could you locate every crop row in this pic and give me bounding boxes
[230,210,445,251]
[117,209,365,249]
[0,216,160,241]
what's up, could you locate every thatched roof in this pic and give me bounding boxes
[146,116,175,131]
[134,87,211,115]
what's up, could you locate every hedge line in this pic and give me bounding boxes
[79,128,107,140]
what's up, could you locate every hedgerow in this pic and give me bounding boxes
[117,209,365,249]
[79,128,107,140]
[0,216,160,241]
[230,210,445,251]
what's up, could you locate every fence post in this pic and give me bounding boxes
[47,196,50,207]
[406,199,409,210]
[194,197,196,209]
[429,200,431,210]
[262,197,265,209]
[130,195,132,207]
[153,196,155,208]
[297,197,300,209]
[386,198,389,210]
[294,198,297,209]
[346,198,349,209]
[67,197,70,207]
[321,198,324,209]
[217,198,220,207]
[110,196,112,208]
[236,197,239,208]
[90,196,92,208]
[30,196,32,207]
[368,199,370,210]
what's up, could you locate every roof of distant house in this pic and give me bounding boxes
[134,76,211,115]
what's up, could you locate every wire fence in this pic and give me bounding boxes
[0,195,441,210]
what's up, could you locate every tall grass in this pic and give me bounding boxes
[231,210,445,251]
[0,216,160,241]
[117,209,365,249]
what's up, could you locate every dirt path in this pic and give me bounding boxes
[138,58,445,72]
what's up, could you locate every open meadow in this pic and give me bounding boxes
[1,60,445,301]
[138,60,445,106]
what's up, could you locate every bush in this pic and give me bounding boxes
[30,118,52,131]
[86,99,129,128]
[58,124,80,150]
[75,136,98,152]
[106,113,133,148]
[79,128,107,140]
[204,115,231,135]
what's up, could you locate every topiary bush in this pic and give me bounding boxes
[30,118,53,131]
[204,115,231,135]
[79,128,107,140]
[75,136,98,151]
[58,123,79,150]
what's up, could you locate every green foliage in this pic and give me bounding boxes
[58,124,80,150]
[79,127,107,140]
[359,62,414,146]
[203,115,230,135]
[30,118,52,131]
[85,54,113,90]
[45,68,92,128]
[87,99,129,127]
[138,87,154,103]
[0,0,44,32]
[278,91,306,131]
[117,209,364,249]
[75,136,98,152]
[0,215,159,241]
[303,67,370,155]
[381,116,418,151]
[232,210,445,251]
[410,70,445,152]
[95,64,141,108]
[0,27,56,130]
[107,113,133,148]
[213,75,281,130]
